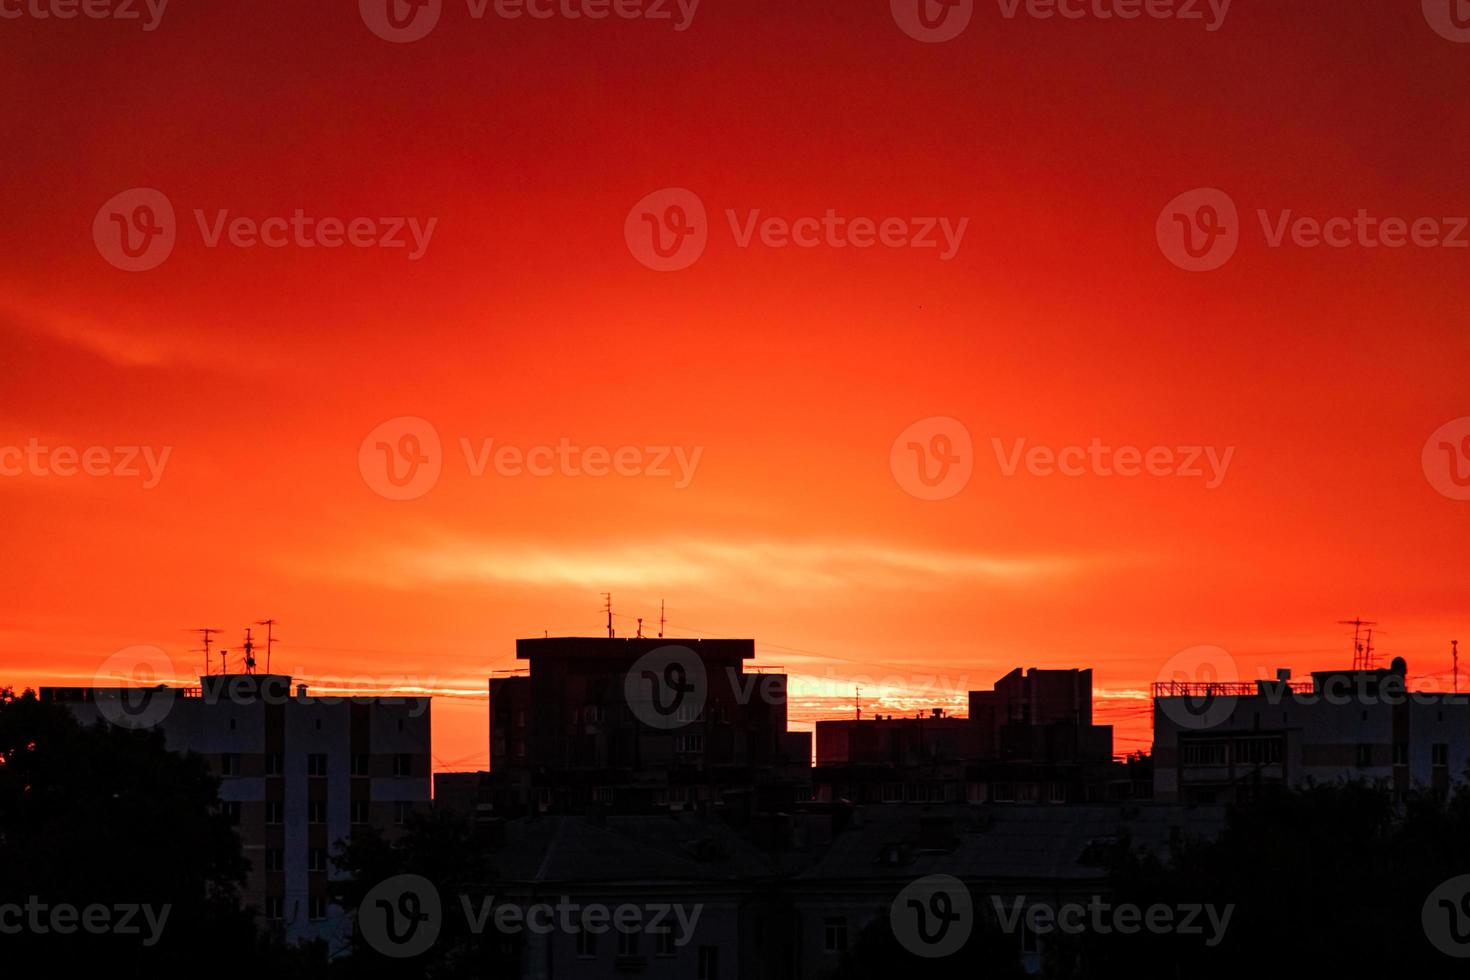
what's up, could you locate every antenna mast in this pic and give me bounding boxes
[659,599,665,639]
[855,685,862,721]
[189,627,222,676]
[242,628,256,675]
[1454,640,1460,696]
[1339,618,1379,671]
[256,619,278,673]
[602,593,614,639]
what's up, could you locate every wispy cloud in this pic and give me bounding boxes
[334,537,1092,594]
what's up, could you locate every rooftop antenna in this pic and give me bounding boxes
[602,593,615,639]
[256,619,278,674]
[1454,640,1460,695]
[1362,627,1378,672]
[242,628,256,675]
[636,617,644,638]
[659,599,666,639]
[855,685,862,721]
[219,649,229,674]
[188,627,222,676]
[1339,618,1378,671]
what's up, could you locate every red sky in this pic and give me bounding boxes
[2,1,1467,767]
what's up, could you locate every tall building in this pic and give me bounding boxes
[41,673,431,945]
[1152,657,1470,803]
[483,636,810,814]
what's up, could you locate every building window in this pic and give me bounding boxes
[308,800,327,824]
[591,787,613,804]
[1394,743,1410,766]
[657,929,676,956]
[697,945,719,979]
[617,929,640,957]
[1433,743,1450,766]
[992,783,1015,803]
[308,848,328,873]
[584,705,602,724]
[220,753,240,776]
[265,897,284,921]
[351,754,369,777]
[515,711,526,727]
[394,802,412,825]
[393,754,413,777]
[676,703,703,724]
[351,800,369,824]
[307,753,327,777]
[1235,737,1283,766]
[823,917,848,953]
[265,800,283,825]
[576,930,597,958]
[265,848,284,873]
[265,753,284,776]
[308,897,327,921]
[674,734,704,754]
[1356,744,1373,768]
[881,783,904,803]
[1181,740,1227,766]
[223,801,241,825]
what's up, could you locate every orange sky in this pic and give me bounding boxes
[2,1,1467,768]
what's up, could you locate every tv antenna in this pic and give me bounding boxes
[1339,618,1379,671]
[256,619,278,673]
[242,628,257,675]
[188,627,222,676]
[636,617,644,639]
[658,599,666,639]
[602,593,615,638]
[1454,640,1460,695]
[855,685,862,720]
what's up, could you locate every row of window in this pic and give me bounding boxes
[219,753,417,777]
[1182,740,1451,768]
[263,896,330,923]
[572,931,721,977]
[220,800,415,825]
